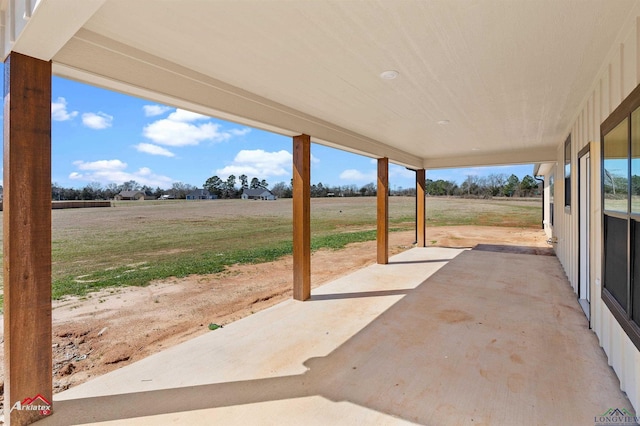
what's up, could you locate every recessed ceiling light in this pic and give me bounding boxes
[380,70,399,80]
[437,120,450,125]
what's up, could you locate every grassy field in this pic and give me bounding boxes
[0,197,541,300]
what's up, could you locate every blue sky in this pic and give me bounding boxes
[0,62,534,190]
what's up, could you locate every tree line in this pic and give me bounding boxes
[427,174,540,198]
[203,174,268,199]
[51,181,198,201]
[202,174,381,199]
[47,172,540,201]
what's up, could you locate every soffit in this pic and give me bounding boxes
[51,0,639,167]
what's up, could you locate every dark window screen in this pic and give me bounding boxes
[605,215,628,310]
[634,221,640,324]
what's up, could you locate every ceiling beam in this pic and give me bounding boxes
[423,146,558,170]
[53,29,424,169]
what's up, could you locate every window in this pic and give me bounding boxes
[549,174,554,226]
[604,119,629,212]
[632,108,640,214]
[565,136,572,208]
[601,83,640,350]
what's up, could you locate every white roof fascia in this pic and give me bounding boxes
[1,0,105,61]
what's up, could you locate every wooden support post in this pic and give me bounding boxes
[4,52,53,425]
[377,158,389,264]
[416,169,426,247]
[293,134,311,300]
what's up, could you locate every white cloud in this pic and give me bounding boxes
[51,97,78,121]
[70,159,172,187]
[216,149,292,178]
[143,105,171,117]
[339,169,376,182]
[143,120,221,146]
[137,167,153,176]
[73,159,127,171]
[143,108,252,147]
[229,128,252,136]
[134,143,175,157]
[167,109,209,122]
[82,112,113,130]
[389,164,415,180]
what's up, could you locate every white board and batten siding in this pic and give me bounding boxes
[548,12,640,412]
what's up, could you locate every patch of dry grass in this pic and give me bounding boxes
[0,197,540,300]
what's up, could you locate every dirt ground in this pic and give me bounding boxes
[0,225,550,411]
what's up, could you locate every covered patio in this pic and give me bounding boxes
[4,1,640,424]
[38,247,631,425]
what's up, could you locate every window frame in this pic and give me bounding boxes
[601,83,640,351]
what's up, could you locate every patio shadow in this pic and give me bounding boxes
[40,249,629,425]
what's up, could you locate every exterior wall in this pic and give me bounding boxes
[536,163,554,239]
[549,11,640,412]
[542,179,552,239]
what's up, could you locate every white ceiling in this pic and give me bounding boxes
[7,0,640,169]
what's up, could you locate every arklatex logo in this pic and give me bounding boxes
[9,394,51,416]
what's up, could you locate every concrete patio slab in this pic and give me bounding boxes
[39,247,632,425]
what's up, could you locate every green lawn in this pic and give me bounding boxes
[0,197,541,301]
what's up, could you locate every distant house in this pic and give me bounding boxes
[114,190,146,201]
[241,188,276,200]
[186,188,215,200]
